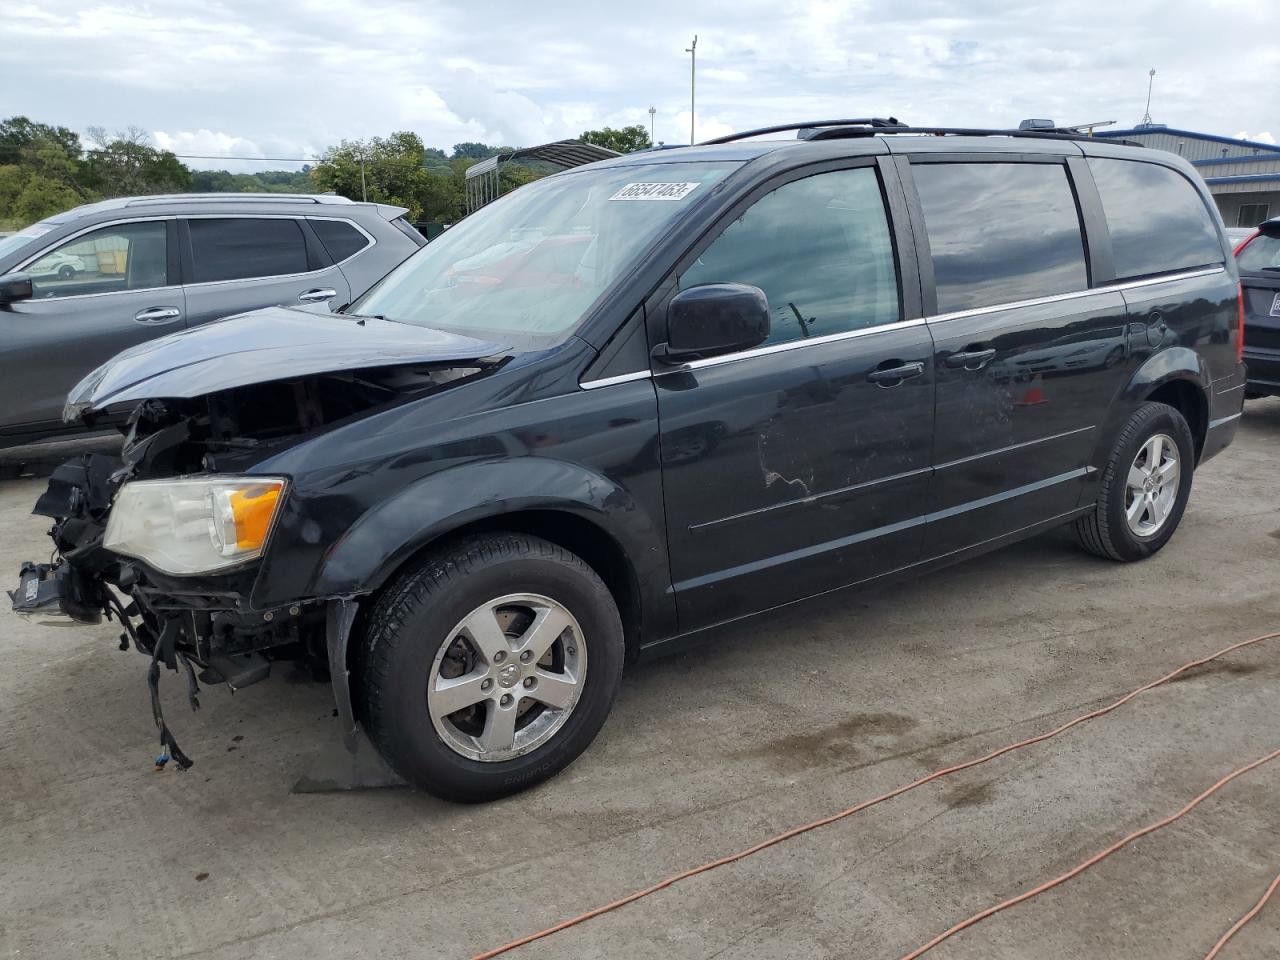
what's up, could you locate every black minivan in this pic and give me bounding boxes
[12,121,1245,801]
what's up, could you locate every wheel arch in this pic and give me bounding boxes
[1095,347,1211,469]
[312,457,667,659]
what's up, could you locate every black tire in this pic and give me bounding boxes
[57,264,75,279]
[1074,401,1195,562]
[360,533,624,802]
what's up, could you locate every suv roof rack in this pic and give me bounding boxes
[121,193,354,207]
[702,119,1141,148]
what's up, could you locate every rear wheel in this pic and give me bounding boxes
[1074,401,1195,561]
[360,533,624,802]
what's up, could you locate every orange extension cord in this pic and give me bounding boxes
[1203,871,1280,960]
[898,748,1280,959]
[471,630,1280,960]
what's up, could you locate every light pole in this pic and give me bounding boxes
[685,35,697,144]
[648,105,656,146]
[1140,68,1156,127]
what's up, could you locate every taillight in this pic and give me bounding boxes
[1234,231,1258,257]
[1237,283,1245,363]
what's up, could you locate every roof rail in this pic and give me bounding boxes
[703,118,905,144]
[701,121,1142,148]
[122,193,354,207]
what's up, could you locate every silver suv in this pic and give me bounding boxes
[0,193,424,446]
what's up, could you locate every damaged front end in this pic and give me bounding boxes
[11,311,503,775]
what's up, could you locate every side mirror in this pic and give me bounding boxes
[0,272,33,305]
[655,283,770,363]
[1259,219,1280,239]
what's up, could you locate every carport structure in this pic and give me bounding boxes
[464,139,621,213]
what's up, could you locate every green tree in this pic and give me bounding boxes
[578,125,651,153]
[451,141,503,161]
[0,116,82,168]
[0,116,93,227]
[81,126,190,197]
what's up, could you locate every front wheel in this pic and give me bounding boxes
[360,533,624,802]
[1074,401,1195,561]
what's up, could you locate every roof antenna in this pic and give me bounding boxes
[1139,68,1156,127]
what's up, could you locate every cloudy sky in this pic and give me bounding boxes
[3,0,1277,171]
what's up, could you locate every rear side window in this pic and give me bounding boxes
[309,218,371,262]
[1087,158,1224,281]
[188,218,309,283]
[679,166,900,346]
[1237,234,1280,273]
[913,162,1088,314]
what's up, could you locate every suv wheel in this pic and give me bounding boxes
[1074,401,1195,562]
[360,533,624,802]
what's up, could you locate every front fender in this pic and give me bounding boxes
[309,456,663,598]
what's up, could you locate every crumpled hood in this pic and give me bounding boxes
[64,307,506,419]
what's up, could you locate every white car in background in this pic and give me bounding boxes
[28,250,86,280]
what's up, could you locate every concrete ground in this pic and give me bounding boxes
[2,403,1278,960]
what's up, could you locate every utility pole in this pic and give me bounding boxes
[648,105,656,146]
[685,35,697,144]
[359,148,367,202]
[1140,68,1156,127]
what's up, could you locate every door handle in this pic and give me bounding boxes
[133,306,182,323]
[944,347,997,370]
[297,288,337,303]
[867,360,926,385]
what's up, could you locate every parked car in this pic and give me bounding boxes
[1234,217,1280,397]
[0,194,425,447]
[11,121,1244,802]
[28,250,87,280]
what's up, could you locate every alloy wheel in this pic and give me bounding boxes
[426,593,586,762]
[1124,433,1180,538]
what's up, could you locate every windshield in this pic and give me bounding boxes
[351,160,740,345]
[1237,233,1280,273]
[0,221,57,261]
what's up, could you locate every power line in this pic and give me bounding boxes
[82,148,319,163]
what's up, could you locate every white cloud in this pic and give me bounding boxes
[1234,131,1277,145]
[0,0,1275,165]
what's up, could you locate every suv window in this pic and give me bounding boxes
[188,217,309,283]
[27,220,168,299]
[1087,158,1224,281]
[1237,233,1280,273]
[309,218,371,262]
[913,162,1088,314]
[679,167,900,346]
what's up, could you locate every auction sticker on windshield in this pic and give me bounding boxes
[609,182,700,201]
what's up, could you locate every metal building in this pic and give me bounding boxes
[463,140,620,214]
[1097,126,1280,228]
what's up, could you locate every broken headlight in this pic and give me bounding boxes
[103,477,286,575]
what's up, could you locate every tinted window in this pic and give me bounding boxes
[1088,158,1224,281]
[27,220,168,299]
[679,167,900,346]
[188,218,308,283]
[310,218,370,262]
[913,162,1088,314]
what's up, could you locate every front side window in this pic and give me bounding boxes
[27,220,168,299]
[352,161,739,347]
[188,218,309,283]
[679,167,900,346]
[1088,158,1224,281]
[913,162,1089,314]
